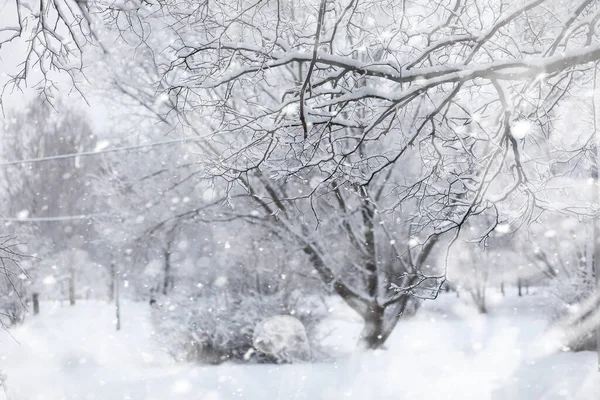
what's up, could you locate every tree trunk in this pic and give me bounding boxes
[500,281,505,297]
[163,247,172,295]
[358,305,386,349]
[69,270,76,306]
[109,263,115,302]
[358,294,415,349]
[517,278,522,297]
[470,287,487,314]
[32,293,39,315]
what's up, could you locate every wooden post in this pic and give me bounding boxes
[115,267,121,331]
[32,293,39,315]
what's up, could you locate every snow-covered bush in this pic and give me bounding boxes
[521,215,599,351]
[550,270,595,313]
[548,268,597,351]
[151,287,326,364]
[0,237,27,327]
[0,288,26,327]
[253,315,311,363]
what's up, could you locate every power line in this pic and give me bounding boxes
[0,135,208,167]
[0,136,209,222]
[0,213,110,222]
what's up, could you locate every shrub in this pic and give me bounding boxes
[549,268,598,351]
[151,288,326,364]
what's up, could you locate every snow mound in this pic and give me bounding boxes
[253,315,310,363]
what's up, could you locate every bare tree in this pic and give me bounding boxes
[98,0,600,349]
[0,0,94,103]
[0,99,102,310]
[0,99,99,252]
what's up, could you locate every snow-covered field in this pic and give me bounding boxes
[1,290,598,400]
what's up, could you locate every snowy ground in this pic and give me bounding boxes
[1,290,599,400]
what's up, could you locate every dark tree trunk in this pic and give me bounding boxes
[32,293,39,315]
[471,287,487,313]
[358,304,386,349]
[358,294,415,350]
[475,299,487,314]
[163,247,172,295]
[69,270,76,306]
[109,263,115,302]
[360,198,378,299]
[517,278,523,297]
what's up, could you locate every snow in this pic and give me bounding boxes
[253,316,310,363]
[512,120,532,139]
[495,223,511,234]
[1,292,599,399]
[15,210,29,220]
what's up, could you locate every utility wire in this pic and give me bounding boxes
[0,135,208,167]
[0,213,111,222]
[0,136,210,221]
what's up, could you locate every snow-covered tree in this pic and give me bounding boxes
[0,99,99,251]
[0,99,104,305]
[8,0,600,351]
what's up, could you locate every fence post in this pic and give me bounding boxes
[115,267,121,331]
[32,293,40,315]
